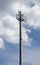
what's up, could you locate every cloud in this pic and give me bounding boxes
[1,15,19,44]
[0,14,31,48]
[0,38,4,48]
[26,4,40,29]
[22,27,31,46]
[0,0,40,48]
[10,2,31,14]
[0,0,40,29]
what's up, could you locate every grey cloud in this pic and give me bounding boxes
[0,0,39,12]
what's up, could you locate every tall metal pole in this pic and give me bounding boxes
[16,11,25,65]
[19,11,22,65]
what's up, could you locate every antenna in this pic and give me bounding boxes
[16,11,26,65]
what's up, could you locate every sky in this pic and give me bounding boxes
[0,0,40,65]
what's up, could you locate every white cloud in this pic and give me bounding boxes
[2,15,19,44]
[10,2,31,14]
[0,38,4,48]
[10,2,40,29]
[26,4,40,29]
[0,14,31,48]
[0,0,40,48]
[3,15,19,30]
[4,29,19,44]
[22,27,31,46]
[10,2,21,13]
